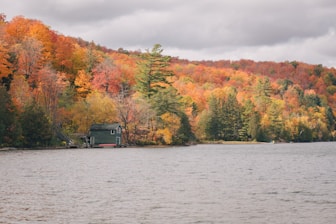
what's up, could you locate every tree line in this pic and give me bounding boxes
[0,14,335,148]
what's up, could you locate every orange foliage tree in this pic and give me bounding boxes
[8,74,33,111]
[0,41,12,81]
[13,37,43,87]
[91,57,122,94]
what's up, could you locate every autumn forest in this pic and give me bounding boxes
[1,14,336,148]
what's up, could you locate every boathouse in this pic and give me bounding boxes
[88,123,122,147]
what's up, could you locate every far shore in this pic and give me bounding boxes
[2,141,328,151]
[200,140,263,145]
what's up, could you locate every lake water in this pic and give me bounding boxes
[0,143,335,224]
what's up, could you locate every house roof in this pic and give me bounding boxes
[90,123,121,131]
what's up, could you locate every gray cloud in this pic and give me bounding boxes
[2,0,336,67]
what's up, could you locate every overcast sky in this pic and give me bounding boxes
[2,0,336,67]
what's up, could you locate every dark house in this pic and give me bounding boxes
[88,123,122,148]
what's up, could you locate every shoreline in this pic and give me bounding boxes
[200,140,262,145]
[1,141,332,151]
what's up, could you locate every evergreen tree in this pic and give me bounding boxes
[325,106,335,134]
[267,101,285,141]
[222,93,243,140]
[303,94,321,107]
[241,100,261,141]
[173,112,196,145]
[151,86,182,116]
[135,44,173,100]
[296,122,313,142]
[254,77,272,113]
[0,86,21,147]
[204,93,243,141]
[205,96,222,140]
[135,44,195,144]
[249,111,262,141]
[20,104,52,147]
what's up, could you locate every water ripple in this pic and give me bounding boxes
[0,143,336,223]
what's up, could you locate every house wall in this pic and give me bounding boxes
[91,130,116,145]
[88,123,122,147]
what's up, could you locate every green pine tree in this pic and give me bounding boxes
[173,113,196,145]
[20,104,52,147]
[135,44,173,100]
[0,86,21,147]
[205,96,222,140]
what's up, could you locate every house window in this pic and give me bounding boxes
[117,127,121,134]
[111,129,115,135]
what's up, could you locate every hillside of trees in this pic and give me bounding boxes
[1,14,336,147]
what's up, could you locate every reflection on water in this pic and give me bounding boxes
[1,143,336,223]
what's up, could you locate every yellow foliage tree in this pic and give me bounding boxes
[261,99,285,140]
[155,112,180,144]
[308,106,329,140]
[211,86,237,101]
[156,128,173,144]
[71,91,117,133]
[75,69,92,98]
